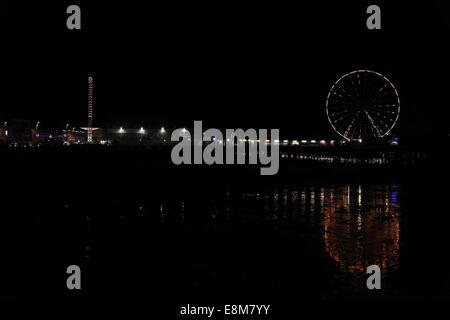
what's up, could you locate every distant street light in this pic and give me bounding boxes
[119,127,125,134]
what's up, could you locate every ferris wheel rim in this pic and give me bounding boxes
[325,69,400,141]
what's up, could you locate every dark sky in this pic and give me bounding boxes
[1,1,449,138]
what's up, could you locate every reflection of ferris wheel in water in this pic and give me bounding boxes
[326,70,400,141]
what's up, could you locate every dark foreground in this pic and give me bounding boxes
[1,147,448,311]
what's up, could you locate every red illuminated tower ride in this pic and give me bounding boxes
[81,76,99,143]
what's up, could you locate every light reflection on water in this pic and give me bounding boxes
[77,183,401,294]
[321,185,400,282]
[212,183,401,290]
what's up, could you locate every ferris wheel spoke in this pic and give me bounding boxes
[333,110,358,125]
[363,71,375,97]
[335,85,357,101]
[363,72,376,97]
[331,90,351,102]
[328,105,351,113]
[370,110,398,120]
[371,103,398,113]
[369,112,392,129]
[369,81,383,99]
[371,103,399,108]
[367,105,399,114]
[328,100,357,111]
[331,111,358,126]
[343,77,361,97]
[375,90,397,102]
[331,106,359,118]
[370,92,399,106]
[330,96,354,106]
[373,110,396,127]
[371,83,391,100]
[360,73,367,98]
[370,109,393,121]
[343,113,360,139]
[349,76,362,97]
[352,122,365,140]
[364,110,384,136]
[329,109,351,117]
[341,119,357,138]
[329,99,356,107]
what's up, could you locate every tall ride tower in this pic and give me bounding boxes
[81,76,99,143]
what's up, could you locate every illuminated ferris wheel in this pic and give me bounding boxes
[326,70,400,141]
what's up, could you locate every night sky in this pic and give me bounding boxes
[1,1,449,138]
